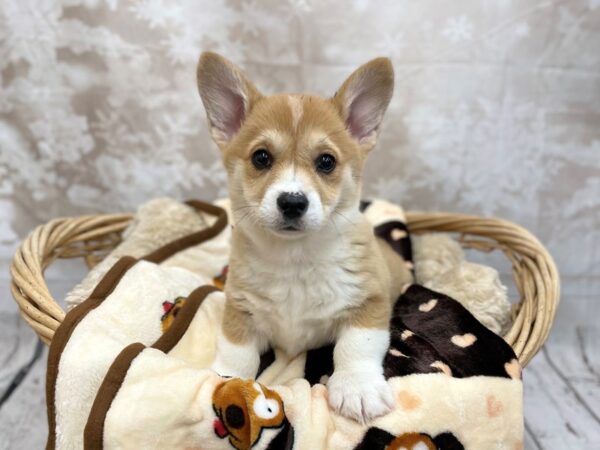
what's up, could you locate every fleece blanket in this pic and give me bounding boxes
[46,200,523,450]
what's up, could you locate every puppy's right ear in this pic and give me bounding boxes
[197,52,261,147]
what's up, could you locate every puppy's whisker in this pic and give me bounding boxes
[237,210,254,226]
[329,216,341,238]
[333,210,355,226]
[233,205,258,213]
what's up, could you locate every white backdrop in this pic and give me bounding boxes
[1,0,599,300]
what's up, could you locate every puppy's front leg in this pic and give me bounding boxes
[211,300,261,379]
[328,322,394,422]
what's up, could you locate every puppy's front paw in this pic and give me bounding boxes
[327,368,394,423]
[211,332,260,379]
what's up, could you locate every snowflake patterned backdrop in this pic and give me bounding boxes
[0,0,599,298]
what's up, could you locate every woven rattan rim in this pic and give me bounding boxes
[10,210,559,367]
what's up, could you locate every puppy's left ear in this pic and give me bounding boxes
[332,58,394,151]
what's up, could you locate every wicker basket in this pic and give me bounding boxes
[9,210,559,367]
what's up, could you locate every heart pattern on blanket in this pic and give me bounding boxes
[486,394,503,417]
[372,219,413,270]
[397,390,422,411]
[504,358,521,380]
[451,333,478,348]
[418,299,438,312]
[401,330,414,340]
[46,200,523,450]
[391,228,407,240]
[430,360,453,376]
[388,348,408,358]
[391,285,522,380]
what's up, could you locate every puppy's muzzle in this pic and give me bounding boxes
[277,192,308,220]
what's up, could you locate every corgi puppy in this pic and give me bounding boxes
[196,52,412,422]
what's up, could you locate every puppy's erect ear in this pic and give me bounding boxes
[197,52,261,147]
[332,58,394,150]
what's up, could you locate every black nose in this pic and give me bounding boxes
[277,192,308,219]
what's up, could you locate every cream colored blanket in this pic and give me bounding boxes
[47,200,522,450]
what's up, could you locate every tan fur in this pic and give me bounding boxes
[221,300,255,345]
[221,93,363,217]
[338,220,394,329]
[196,52,407,341]
[377,237,413,300]
[343,227,412,329]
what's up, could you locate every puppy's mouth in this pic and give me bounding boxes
[273,220,305,235]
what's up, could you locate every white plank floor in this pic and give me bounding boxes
[0,276,599,449]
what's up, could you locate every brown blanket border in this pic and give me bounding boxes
[83,285,219,449]
[45,201,227,450]
[45,256,137,450]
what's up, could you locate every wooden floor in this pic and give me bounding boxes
[0,276,599,449]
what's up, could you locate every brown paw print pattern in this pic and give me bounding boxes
[354,427,464,450]
[212,378,289,450]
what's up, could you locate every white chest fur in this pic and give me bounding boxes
[230,232,365,356]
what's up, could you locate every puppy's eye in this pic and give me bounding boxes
[315,153,336,174]
[251,149,272,170]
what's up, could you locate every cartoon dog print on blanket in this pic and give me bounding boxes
[212,378,286,450]
[387,433,436,450]
[354,427,464,450]
[213,265,229,290]
[160,296,187,332]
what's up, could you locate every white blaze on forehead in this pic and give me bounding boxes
[287,95,304,130]
[273,166,308,194]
